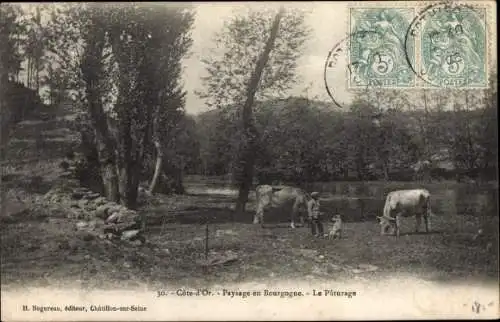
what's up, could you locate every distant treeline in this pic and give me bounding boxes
[189,95,497,185]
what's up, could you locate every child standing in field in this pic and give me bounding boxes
[308,192,324,238]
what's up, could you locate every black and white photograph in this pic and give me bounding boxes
[1,1,498,320]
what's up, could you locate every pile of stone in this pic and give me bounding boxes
[43,185,145,245]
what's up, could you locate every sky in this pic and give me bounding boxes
[183,2,351,115]
[16,2,497,115]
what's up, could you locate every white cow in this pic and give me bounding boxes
[254,185,311,228]
[376,189,432,237]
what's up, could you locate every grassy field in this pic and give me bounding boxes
[1,107,498,291]
[1,180,498,290]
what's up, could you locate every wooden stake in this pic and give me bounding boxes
[205,220,209,261]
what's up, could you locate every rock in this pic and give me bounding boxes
[76,221,89,230]
[71,191,85,200]
[106,212,120,224]
[108,204,126,214]
[95,204,113,219]
[84,192,100,200]
[108,220,140,234]
[121,229,141,241]
[78,199,89,209]
[103,224,119,235]
[68,208,82,219]
[86,202,97,211]
[129,239,143,246]
[75,187,90,193]
[59,172,73,179]
[77,220,97,231]
[118,209,141,224]
[50,195,61,204]
[43,191,54,201]
[351,269,364,274]
[94,197,107,206]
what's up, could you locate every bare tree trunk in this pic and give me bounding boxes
[235,7,285,215]
[27,57,32,88]
[382,161,389,181]
[81,22,119,202]
[118,158,140,209]
[148,139,163,193]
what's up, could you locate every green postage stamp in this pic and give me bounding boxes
[348,1,492,89]
[419,5,488,88]
[349,7,416,88]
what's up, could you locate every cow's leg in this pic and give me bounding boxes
[290,198,300,229]
[415,214,422,233]
[254,204,264,225]
[395,214,401,238]
[380,219,386,235]
[424,214,430,233]
[424,199,431,233]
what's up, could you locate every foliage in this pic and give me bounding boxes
[196,7,311,110]
[193,80,498,183]
[0,3,25,80]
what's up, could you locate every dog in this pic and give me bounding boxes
[328,214,343,240]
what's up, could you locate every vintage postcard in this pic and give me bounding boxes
[1,1,498,321]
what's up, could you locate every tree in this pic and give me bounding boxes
[450,90,485,179]
[196,109,239,176]
[1,3,27,148]
[83,3,192,207]
[475,74,498,180]
[141,5,194,194]
[343,100,379,180]
[80,4,120,202]
[43,4,87,106]
[354,89,418,180]
[197,6,311,214]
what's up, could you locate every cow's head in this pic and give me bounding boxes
[376,215,395,235]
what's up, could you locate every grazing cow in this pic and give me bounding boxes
[376,188,432,238]
[254,185,312,228]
